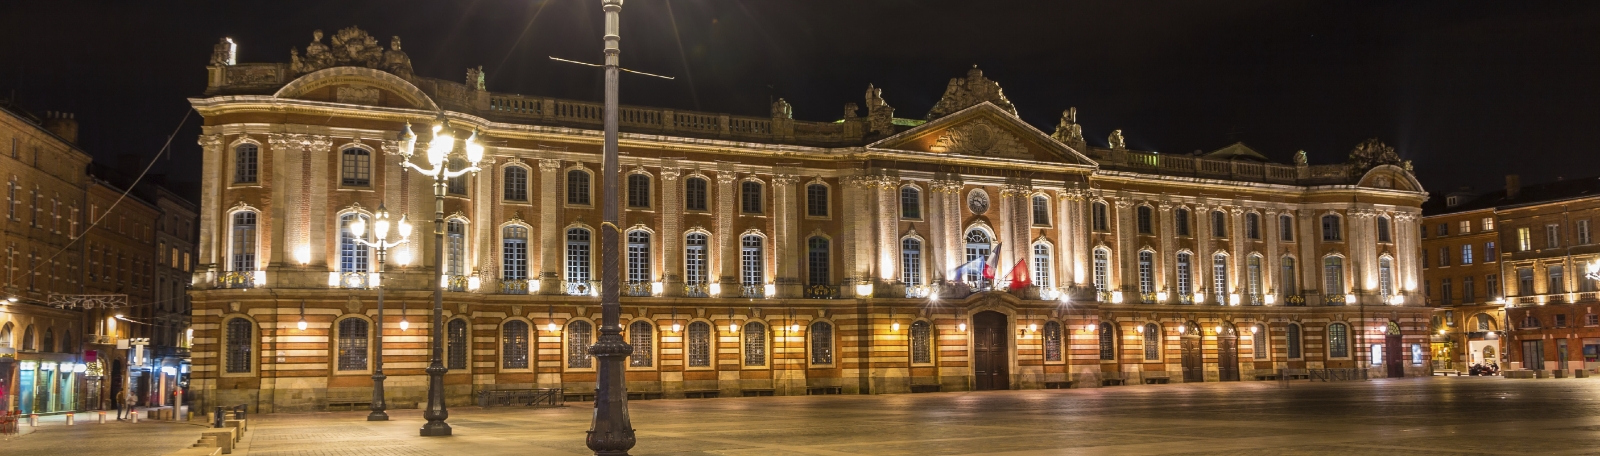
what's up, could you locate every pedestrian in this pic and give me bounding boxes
[124,389,137,420]
[115,389,125,420]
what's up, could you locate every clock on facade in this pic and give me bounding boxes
[967,189,990,215]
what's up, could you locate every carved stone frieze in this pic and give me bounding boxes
[335,85,380,104]
[929,118,1028,159]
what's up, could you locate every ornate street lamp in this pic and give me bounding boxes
[348,202,412,421]
[396,117,484,436]
[587,1,638,453]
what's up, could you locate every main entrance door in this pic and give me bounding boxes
[973,311,1010,390]
[1386,322,1404,378]
[1181,322,1203,382]
[1218,324,1240,382]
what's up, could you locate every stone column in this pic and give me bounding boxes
[660,167,682,297]
[1067,189,1089,287]
[1158,201,1177,303]
[1115,198,1135,294]
[197,135,224,272]
[772,174,800,297]
[716,172,738,288]
[939,180,964,282]
[1056,191,1076,288]
[1394,211,1416,297]
[926,180,946,280]
[303,136,332,268]
[472,158,497,283]
[1229,206,1247,302]
[1194,204,1212,301]
[1298,209,1320,303]
[538,159,561,294]
[1264,209,1281,304]
[878,176,900,288]
[1006,183,1032,285]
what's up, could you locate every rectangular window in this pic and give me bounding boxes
[1092,203,1109,231]
[1439,247,1450,267]
[1548,224,1561,249]
[1463,276,1475,303]
[1280,215,1294,241]
[1486,241,1496,259]
[1517,228,1532,252]
[1032,197,1050,226]
[1213,211,1228,238]
[1483,217,1495,230]
[1440,278,1452,305]
[1421,250,1428,268]
[1581,220,1592,245]
[1461,244,1473,265]
[1213,254,1229,303]
[741,181,762,214]
[902,187,923,220]
[1287,325,1302,359]
[627,232,650,283]
[1323,257,1344,296]
[1487,274,1499,299]
[1035,245,1053,288]
[1176,209,1190,236]
[685,178,708,211]
[1588,314,1598,327]
[1136,207,1152,234]
[1550,265,1565,294]
[1557,314,1569,328]
[1517,267,1534,296]
[1459,220,1471,234]
[1328,324,1348,358]
[806,184,828,217]
[740,236,763,286]
[1437,223,1448,237]
[902,240,923,287]
[341,149,371,186]
[626,174,650,208]
[1321,215,1340,241]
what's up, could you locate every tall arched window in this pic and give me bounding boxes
[1043,321,1062,362]
[630,320,653,367]
[1379,256,1395,297]
[1327,323,1349,358]
[1176,252,1193,299]
[568,321,593,368]
[20,325,34,351]
[1377,215,1392,243]
[567,169,591,205]
[1247,255,1263,305]
[337,318,370,371]
[902,187,922,219]
[0,323,11,350]
[902,238,923,287]
[741,181,763,213]
[447,318,468,370]
[1093,248,1110,293]
[1281,257,1298,296]
[446,220,466,277]
[627,231,651,284]
[743,321,766,366]
[686,233,708,287]
[807,236,830,286]
[1175,208,1191,236]
[1253,324,1268,360]
[806,183,828,217]
[1212,210,1228,237]
[566,228,592,284]
[1137,250,1154,295]
[1321,214,1342,241]
[627,173,651,208]
[503,166,528,201]
[233,143,258,183]
[1032,195,1050,226]
[740,235,764,289]
[340,148,370,186]
[1034,244,1054,288]
[1136,205,1153,234]
[502,225,529,282]
[1212,253,1229,303]
[229,211,257,272]
[964,230,993,283]
[687,321,711,367]
[338,213,371,274]
[1098,323,1116,360]
[502,320,530,369]
[225,318,252,373]
[1092,202,1109,231]
[1287,323,1302,359]
[1324,256,1345,296]
[684,177,708,211]
[811,321,834,364]
[1246,213,1261,239]
[1143,323,1161,360]
[912,320,934,363]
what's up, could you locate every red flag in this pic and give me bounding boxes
[1007,259,1031,291]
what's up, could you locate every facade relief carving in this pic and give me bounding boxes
[289,27,412,78]
[926,66,1018,120]
[929,118,1029,159]
[334,85,381,104]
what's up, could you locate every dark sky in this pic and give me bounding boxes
[3,1,1599,201]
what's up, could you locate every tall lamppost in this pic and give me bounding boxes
[348,203,412,421]
[396,118,484,436]
[587,0,637,454]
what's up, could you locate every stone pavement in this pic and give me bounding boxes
[15,377,1600,455]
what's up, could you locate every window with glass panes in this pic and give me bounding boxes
[1548,224,1561,248]
[1032,195,1049,225]
[1550,265,1565,293]
[1138,251,1154,294]
[626,173,650,207]
[225,318,252,373]
[1582,220,1592,245]
[568,321,592,368]
[1247,255,1263,304]
[902,238,922,287]
[1287,324,1302,358]
[687,321,711,367]
[1377,216,1392,242]
[234,144,257,183]
[446,220,465,276]
[743,322,765,366]
[902,187,922,219]
[502,226,528,281]
[965,230,992,283]
[1321,215,1342,241]
[341,148,370,186]
[1463,276,1476,302]
[1517,227,1532,251]
[741,181,762,213]
[1379,257,1394,297]
[567,170,590,205]
[912,321,934,363]
[1098,323,1115,360]
[1213,253,1229,302]
[566,228,591,283]
[1324,257,1345,296]
[1144,324,1161,360]
[502,320,530,369]
[806,184,828,217]
[686,233,708,285]
[1092,202,1109,231]
[808,237,829,286]
[338,214,370,273]
[810,321,833,364]
[740,235,763,286]
[685,177,708,211]
[447,319,468,370]
[1253,325,1268,359]
[630,320,653,367]
[1176,208,1191,236]
[1034,244,1052,288]
[1246,213,1260,239]
[1093,249,1110,292]
[1176,252,1192,296]
[1212,211,1227,237]
[336,318,369,371]
[1280,214,1294,241]
[230,211,256,272]
[503,166,528,201]
[1328,323,1348,358]
[1137,205,1153,233]
[627,231,650,283]
[1488,273,1500,298]
[1043,321,1062,361]
[447,158,467,195]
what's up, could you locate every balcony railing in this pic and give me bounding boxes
[905,285,932,299]
[217,271,255,289]
[566,280,599,297]
[684,283,710,298]
[1248,293,1264,306]
[805,284,839,299]
[1285,294,1307,306]
[340,272,369,289]
[1096,290,1114,303]
[500,279,530,295]
[445,275,470,292]
[1324,294,1347,306]
[1139,292,1157,304]
[740,284,765,299]
[1178,293,1194,305]
[624,281,652,297]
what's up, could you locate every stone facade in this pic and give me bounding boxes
[187,28,1432,413]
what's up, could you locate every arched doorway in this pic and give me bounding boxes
[972,311,1009,390]
[1386,321,1404,377]
[1217,323,1240,382]
[1180,321,1203,382]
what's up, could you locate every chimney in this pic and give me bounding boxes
[1506,174,1521,199]
[43,111,78,144]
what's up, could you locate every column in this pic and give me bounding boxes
[716,172,737,287]
[1298,209,1319,302]
[267,134,296,269]
[1115,198,1135,294]
[926,180,946,280]
[1158,201,1176,303]
[304,136,332,268]
[1229,206,1246,302]
[1006,183,1032,285]
[1065,189,1088,287]
[472,158,497,281]
[1264,209,1281,304]
[878,176,900,287]
[197,135,223,272]
[1195,204,1212,301]
[941,180,964,282]
[1056,191,1076,289]
[660,167,682,296]
[538,159,561,294]
[773,174,799,297]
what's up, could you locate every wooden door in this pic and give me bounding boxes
[1386,334,1405,377]
[1181,336,1204,382]
[973,311,1009,390]
[1218,328,1240,382]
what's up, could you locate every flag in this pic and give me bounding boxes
[949,257,985,281]
[1006,259,1031,291]
[982,242,1003,279]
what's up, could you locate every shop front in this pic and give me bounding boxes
[15,357,86,415]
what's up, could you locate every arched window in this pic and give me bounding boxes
[1176,252,1193,299]
[1093,248,1110,293]
[627,231,651,284]
[233,143,258,183]
[1377,215,1392,243]
[20,325,34,351]
[685,233,709,287]
[627,173,650,208]
[1287,323,1302,359]
[1477,314,1492,331]
[1324,256,1345,296]
[1032,195,1050,226]
[902,238,923,287]
[567,169,591,205]
[446,220,466,277]
[744,321,766,366]
[566,228,591,284]
[1136,205,1153,234]
[1143,323,1161,360]
[447,318,468,370]
[1247,255,1263,305]
[1175,208,1191,236]
[229,211,257,272]
[1043,321,1062,362]
[912,321,934,363]
[740,234,764,288]
[225,318,252,373]
[42,329,53,353]
[502,225,529,281]
[741,181,763,213]
[0,323,11,349]
[1321,214,1342,241]
[1092,202,1109,231]
[629,320,653,367]
[1246,213,1261,239]
[1327,323,1349,358]
[340,148,370,186]
[502,320,530,369]
[808,236,830,286]
[337,318,370,371]
[964,230,993,284]
[567,320,593,368]
[902,187,922,219]
[1253,324,1268,360]
[1280,214,1295,241]
[1281,257,1298,296]
[1212,210,1228,237]
[503,166,528,201]
[1034,244,1054,288]
[338,213,370,274]
[806,183,828,217]
[684,177,708,211]
[1213,253,1229,303]
[447,158,468,195]
[1137,250,1154,294]
[1098,323,1116,360]
[687,321,711,367]
[810,321,834,364]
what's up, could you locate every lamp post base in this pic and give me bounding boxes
[367,413,390,421]
[420,421,452,437]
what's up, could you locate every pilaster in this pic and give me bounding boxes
[198,135,224,271]
[537,159,561,293]
[661,167,682,296]
[773,174,800,297]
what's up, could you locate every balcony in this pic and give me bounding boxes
[684,283,710,298]
[444,275,470,292]
[1284,295,1307,306]
[740,284,765,299]
[624,281,652,297]
[216,271,258,289]
[805,284,839,299]
[565,281,599,297]
[1139,292,1158,304]
[500,279,530,295]
[1324,294,1347,306]
[1096,290,1114,303]
[338,272,369,289]
[1178,293,1194,305]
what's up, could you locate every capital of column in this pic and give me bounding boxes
[1157,201,1174,212]
[198,134,223,149]
[772,174,800,187]
[661,168,681,181]
[716,173,738,185]
[538,159,561,171]
[1114,199,1133,209]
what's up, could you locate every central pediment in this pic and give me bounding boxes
[868,102,1096,167]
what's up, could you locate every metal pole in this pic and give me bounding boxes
[369,244,389,421]
[420,172,451,436]
[587,0,636,454]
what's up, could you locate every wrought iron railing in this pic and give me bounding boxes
[445,275,470,292]
[566,280,599,296]
[805,284,839,299]
[1325,294,1347,306]
[1178,293,1194,305]
[624,281,652,297]
[340,272,369,289]
[905,285,932,299]
[740,284,765,299]
[501,279,530,295]
[1096,290,1114,303]
[217,271,255,289]
[1285,294,1307,306]
[1139,292,1157,304]
[684,283,710,298]
[1248,293,1264,306]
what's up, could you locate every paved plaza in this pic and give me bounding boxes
[13,377,1600,455]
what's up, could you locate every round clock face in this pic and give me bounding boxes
[967,189,990,215]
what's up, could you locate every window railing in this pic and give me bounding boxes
[684,282,710,298]
[565,280,599,297]
[1284,294,1307,306]
[905,285,932,299]
[445,275,470,292]
[805,284,839,299]
[340,272,369,289]
[1033,286,1060,301]
[1324,294,1346,306]
[217,271,255,289]
[1139,292,1157,304]
[500,279,530,295]
[740,284,765,299]
[624,281,652,297]
[1248,293,1264,306]
[1178,293,1194,305]
[1096,290,1114,303]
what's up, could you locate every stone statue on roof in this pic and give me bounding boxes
[1348,138,1402,170]
[926,66,1018,120]
[382,36,414,78]
[331,26,384,68]
[1293,150,1308,165]
[1108,129,1126,150]
[771,98,793,119]
[1051,107,1083,143]
[301,29,334,72]
[865,84,895,136]
[467,66,486,91]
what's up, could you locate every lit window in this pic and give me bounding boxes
[687,321,711,367]
[808,236,830,286]
[743,322,766,366]
[568,321,592,368]
[1143,323,1160,361]
[627,231,651,284]
[913,321,935,363]
[502,225,528,281]
[741,235,764,288]
[502,320,530,369]
[1032,195,1049,226]
[566,228,591,284]
[229,211,257,272]
[1043,321,1062,362]
[902,187,922,219]
[341,148,371,186]
[685,233,708,286]
[630,320,654,367]
[337,318,370,371]
[810,321,833,364]
[1098,323,1116,360]
[1323,257,1345,296]
[338,213,370,273]
[902,238,923,287]
[1327,323,1348,358]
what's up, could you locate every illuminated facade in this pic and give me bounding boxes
[188,28,1431,412]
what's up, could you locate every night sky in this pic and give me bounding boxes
[3,1,1598,201]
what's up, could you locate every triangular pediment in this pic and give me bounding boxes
[1205,142,1269,161]
[868,102,1096,166]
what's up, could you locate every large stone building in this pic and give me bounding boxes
[187,28,1431,413]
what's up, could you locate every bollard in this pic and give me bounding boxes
[65,413,74,426]
[28,414,37,426]
[214,406,224,428]
[98,411,107,424]
[130,410,139,423]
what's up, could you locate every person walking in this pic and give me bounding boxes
[124,389,137,420]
